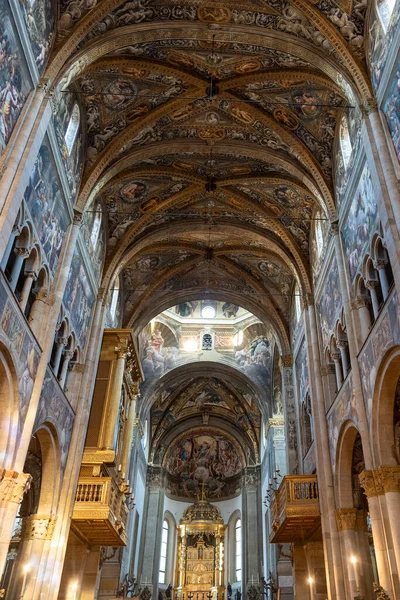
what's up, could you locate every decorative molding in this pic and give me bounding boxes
[0,470,32,504]
[378,466,400,494]
[21,515,57,541]
[335,507,357,531]
[358,469,384,497]
[280,354,293,368]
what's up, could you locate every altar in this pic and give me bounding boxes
[175,488,226,600]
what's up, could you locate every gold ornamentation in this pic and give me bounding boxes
[273,109,299,130]
[234,59,261,74]
[198,127,225,140]
[335,507,357,531]
[0,470,32,504]
[281,354,293,368]
[197,5,231,24]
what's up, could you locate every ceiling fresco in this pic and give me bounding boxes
[34,0,380,499]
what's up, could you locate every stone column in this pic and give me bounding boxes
[52,337,67,376]
[9,248,29,291]
[365,280,380,319]
[354,297,372,341]
[8,515,57,600]
[19,271,37,312]
[120,393,138,478]
[331,351,343,389]
[0,470,32,579]
[28,290,49,338]
[379,467,400,576]
[137,466,165,595]
[304,302,346,600]
[281,356,299,474]
[337,341,350,379]
[335,508,363,599]
[303,541,327,600]
[375,260,390,299]
[58,349,74,389]
[242,466,262,594]
[102,348,127,450]
[359,470,398,598]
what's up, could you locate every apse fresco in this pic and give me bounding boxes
[0,1,32,153]
[34,368,75,475]
[295,338,309,402]
[342,164,378,280]
[18,0,54,74]
[24,140,70,275]
[317,257,342,348]
[52,90,84,203]
[369,0,400,90]
[63,246,95,349]
[383,54,400,165]
[164,430,243,499]
[0,276,41,435]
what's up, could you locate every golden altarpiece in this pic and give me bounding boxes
[175,489,226,600]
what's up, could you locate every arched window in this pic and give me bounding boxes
[90,206,102,250]
[340,114,352,170]
[64,104,80,156]
[110,278,120,321]
[377,0,396,30]
[159,520,169,584]
[315,214,324,258]
[235,519,242,582]
[295,284,302,320]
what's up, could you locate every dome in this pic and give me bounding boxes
[182,487,223,523]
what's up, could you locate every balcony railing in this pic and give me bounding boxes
[269,475,320,543]
[72,477,128,546]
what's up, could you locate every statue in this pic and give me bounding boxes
[165,584,172,600]
[373,583,391,600]
[117,574,136,597]
[227,583,232,600]
[140,586,152,600]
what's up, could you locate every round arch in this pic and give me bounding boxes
[335,420,361,508]
[0,340,19,470]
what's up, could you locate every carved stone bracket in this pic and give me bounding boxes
[21,515,57,541]
[335,507,357,531]
[0,470,32,504]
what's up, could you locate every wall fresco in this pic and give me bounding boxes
[317,257,342,348]
[369,0,400,90]
[52,89,84,203]
[383,53,400,165]
[0,1,32,154]
[0,275,41,433]
[359,290,398,422]
[82,202,105,284]
[18,0,54,74]
[24,140,70,275]
[34,368,75,474]
[63,246,95,349]
[295,337,309,403]
[342,163,378,281]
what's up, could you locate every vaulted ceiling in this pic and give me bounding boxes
[45,0,372,386]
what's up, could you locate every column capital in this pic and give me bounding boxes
[359,469,384,497]
[280,354,293,368]
[14,247,29,258]
[0,469,32,504]
[73,210,84,226]
[20,515,57,540]
[335,507,358,531]
[378,466,400,493]
[114,346,128,360]
[374,259,388,270]
[336,339,348,350]
[331,350,341,362]
[328,220,340,237]
[365,279,379,290]
[360,97,378,117]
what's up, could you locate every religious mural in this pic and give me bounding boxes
[82,202,105,284]
[383,53,400,165]
[0,275,41,435]
[163,430,244,499]
[234,334,273,389]
[359,291,399,422]
[139,327,179,389]
[369,0,400,90]
[34,368,75,475]
[342,163,379,280]
[295,338,309,403]
[317,257,342,349]
[18,0,54,74]
[24,139,70,275]
[0,1,32,153]
[52,89,84,203]
[63,245,95,349]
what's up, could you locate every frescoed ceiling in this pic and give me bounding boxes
[41,0,375,498]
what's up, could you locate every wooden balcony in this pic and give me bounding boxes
[269,475,321,543]
[71,477,128,546]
